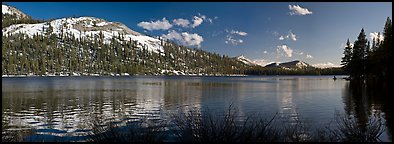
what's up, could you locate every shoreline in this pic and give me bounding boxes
[2,74,349,78]
[1,74,249,78]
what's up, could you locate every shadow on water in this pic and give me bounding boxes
[342,79,393,141]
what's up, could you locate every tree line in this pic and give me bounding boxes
[341,17,392,86]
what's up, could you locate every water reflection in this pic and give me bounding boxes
[2,76,391,142]
[342,80,393,141]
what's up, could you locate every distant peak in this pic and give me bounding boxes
[236,55,246,59]
[265,60,313,69]
[2,4,30,19]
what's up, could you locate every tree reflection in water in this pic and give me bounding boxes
[342,79,392,141]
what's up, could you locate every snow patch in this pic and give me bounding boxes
[2,5,11,15]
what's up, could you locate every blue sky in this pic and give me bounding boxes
[4,2,392,67]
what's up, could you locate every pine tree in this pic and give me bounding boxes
[380,17,392,81]
[351,28,368,79]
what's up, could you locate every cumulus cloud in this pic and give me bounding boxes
[369,32,384,42]
[312,62,340,68]
[277,44,293,57]
[191,14,207,28]
[173,18,190,28]
[182,32,204,47]
[306,54,313,59]
[279,31,297,41]
[263,51,268,54]
[137,18,172,31]
[162,30,182,40]
[288,5,313,16]
[162,30,204,48]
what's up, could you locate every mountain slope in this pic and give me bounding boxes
[236,55,257,66]
[265,60,314,70]
[235,55,271,67]
[2,4,30,20]
[2,16,163,53]
[2,4,42,28]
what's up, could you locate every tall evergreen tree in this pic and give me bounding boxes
[341,39,353,73]
[379,17,392,83]
[351,28,368,78]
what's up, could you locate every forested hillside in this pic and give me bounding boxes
[2,4,344,76]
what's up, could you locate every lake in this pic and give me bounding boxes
[2,76,392,142]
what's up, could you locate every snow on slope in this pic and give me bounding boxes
[295,61,310,68]
[265,60,314,69]
[2,5,11,14]
[236,55,272,67]
[312,62,340,68]
[236,55,256,66]
[2,4,29,19]
[2,16,164,53]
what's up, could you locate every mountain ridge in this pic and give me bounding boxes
[2,4,30,20]
[2,16,164,53]
[265,60,314,69]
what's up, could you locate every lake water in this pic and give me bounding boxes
[2,76,392,142]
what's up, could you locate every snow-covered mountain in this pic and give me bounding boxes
[265,60,314,69]
[235,55,272,67]
[236,55,257,66]
[2,14,163,53]
[2,4,29,20]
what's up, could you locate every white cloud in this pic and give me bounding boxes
[173,18,190,28]
[162,30,182,40]
[230,30,248,36]
[137,18,173,31]
[224,29,247,46]
[306,54,313,59]
[225,35,243,45]
[279,31,297,41]
[162,30,204,48]
[263,51,268,54]
[173,14,215,28]
[207,18,213,24]
[312,62,340,68]
[288,5,313,16]
[277,44,293,57]
[369,32,384,42]
[191,14,206,28]
[182,32,204,47]
[288,31,297,41]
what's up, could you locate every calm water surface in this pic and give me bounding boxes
[2,76,392,141]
